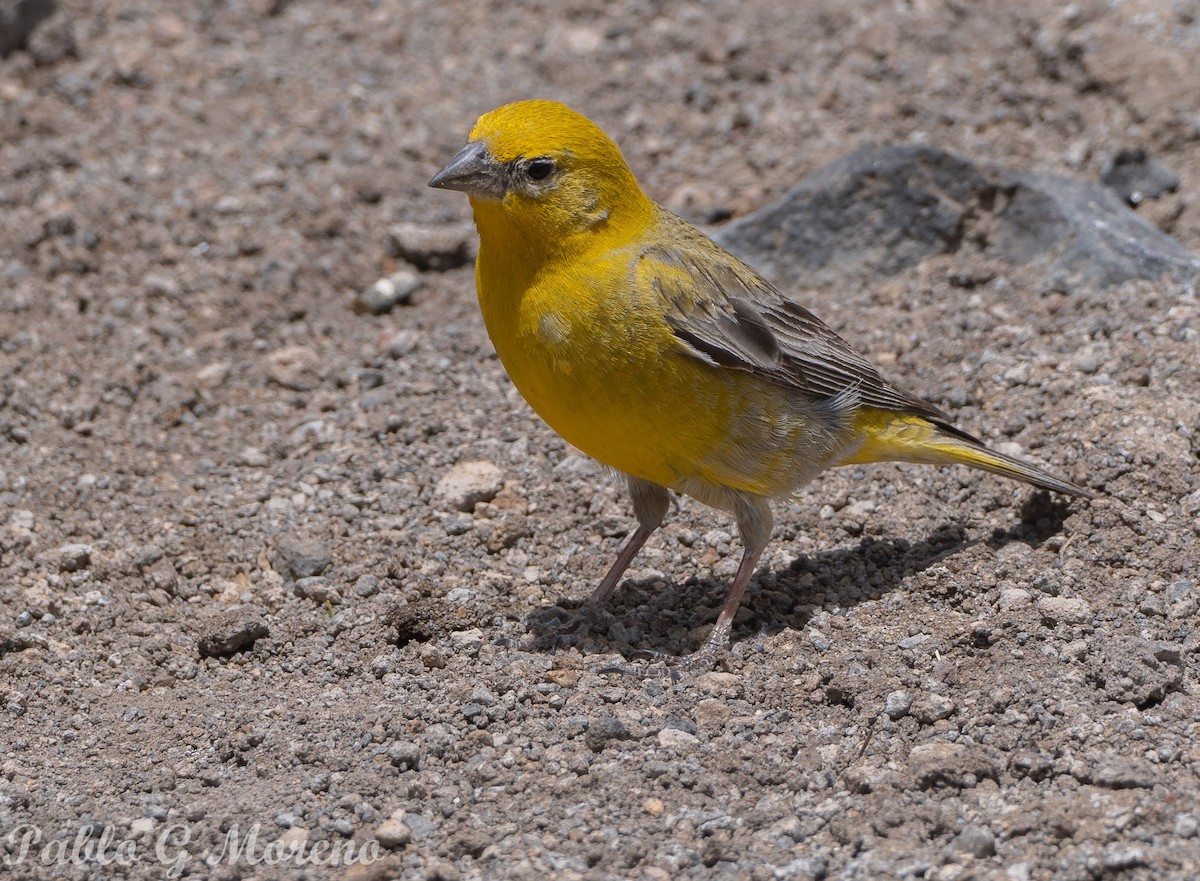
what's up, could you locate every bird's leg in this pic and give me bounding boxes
[568,476,670,637]
[669,495,774,675]
[619,495,774,678]
[586,523,656,608]
[667,540,766,675]
[576,476,670,621]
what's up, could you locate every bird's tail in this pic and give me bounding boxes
[839,410,1093,497]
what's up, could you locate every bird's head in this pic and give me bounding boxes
[429,100,652,252]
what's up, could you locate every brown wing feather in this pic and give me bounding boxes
[642,212,954,425]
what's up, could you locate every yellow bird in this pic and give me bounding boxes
[430,100,1091,673]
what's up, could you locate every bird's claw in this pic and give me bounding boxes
[597,643,724,682]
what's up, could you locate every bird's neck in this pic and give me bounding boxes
[469,190,654,276]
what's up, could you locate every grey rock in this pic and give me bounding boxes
[353,574,380,597]
[714,146,984,285]
[449,628,484,654]
[1009,751,1054,781]
[713,144,1199,293]
[196,610,268,658]
[442,514,474,536]
[773,856,827,880]
[353,801,375,823]
[584,715,631,752]
[402,813,436,840]
[0,630,48,657]
[951,824,996,858]
[998,587,1033,610]
[1166,580,1195,604]
[884,690,913,720]
[272,534,332,580]
[1002,170,1197,290]
[132,544,165,568]
[1102,845,1148,870]
[1101,149,1179,205]
[357,368,385,390]
[387,741,421,770]
[469,686,497,706]
[382,329,419,361]
[0,0,55,58]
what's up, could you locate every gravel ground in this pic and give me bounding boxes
[1,1,1198,879]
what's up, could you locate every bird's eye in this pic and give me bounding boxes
[526,157,555,180]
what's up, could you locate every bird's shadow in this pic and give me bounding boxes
[988,491,1075,549]
[526,493,1067,659]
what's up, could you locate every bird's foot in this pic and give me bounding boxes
[598,641,725,682]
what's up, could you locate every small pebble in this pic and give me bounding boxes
[353,574,380,597]
[196,610,269,658]
[272,535,332,580]
[434,461,504,512]
[885,690,913,719]
[388,741,421,770]
[129,817,155,838]
[952,824,996,858]
[916,694,956,723]
[657,727,700,752]
[1036,596,1091,625]
[374,818,412,849]
[356,269,422,314]
[585,716,631,752]
[998,587,1032,610]
[265,345,320,391]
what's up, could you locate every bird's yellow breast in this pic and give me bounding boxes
[477,243,712,486]
[474,239,841,499]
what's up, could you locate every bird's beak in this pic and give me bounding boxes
[428,140,506,200]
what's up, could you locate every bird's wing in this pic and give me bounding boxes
[638,223,952,423]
